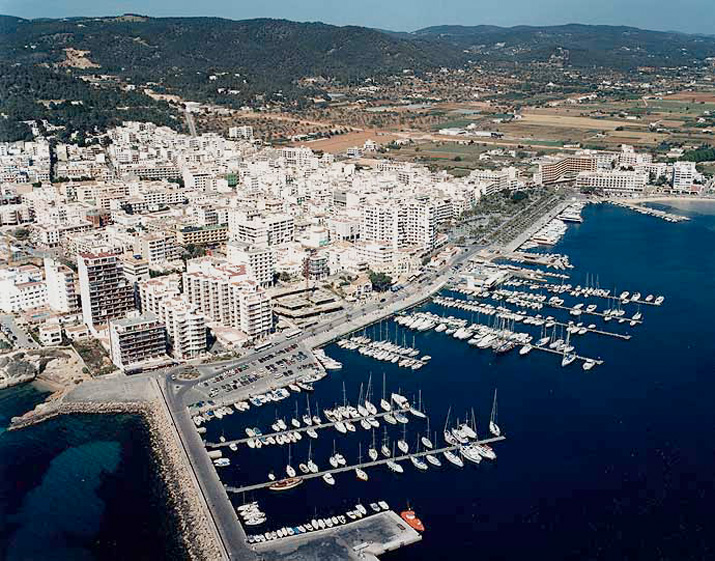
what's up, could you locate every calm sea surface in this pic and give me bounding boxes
[0,385,184,561]
[2,201,715,560]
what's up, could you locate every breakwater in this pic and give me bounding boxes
[9,391,223,561]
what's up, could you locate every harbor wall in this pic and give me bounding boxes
[8,380,225,561]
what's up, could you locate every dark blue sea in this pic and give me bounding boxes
[205,201,715,560]
[0,385,185,561]
[2,201,715,560]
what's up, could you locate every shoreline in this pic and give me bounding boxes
[8,386,223,561]
[612,195,715,204]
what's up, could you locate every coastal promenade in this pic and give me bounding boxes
[503,199,572,252]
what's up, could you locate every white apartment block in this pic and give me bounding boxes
[672,162,697,191]
[43,258,78,314]
[468,167,520,193]
[139,275,206,359]
[229,211,295,247]
[227,242,276,287]
[0,266,48,313]
[576,170,648,196]
[136,232,179,265]
[361,199,437,253]
[229,126,254,140]
[182,260,272,339]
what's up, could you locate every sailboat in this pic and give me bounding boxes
[365,374,378,415]
[380,372,392,412]
[307,442,318,473]
[443,406,457,445]
[286,444,296,477]
[302,396,313,426]
[410,390,427,418]
[561,331,576,367]
[312,399,322,425]
[410,442,429,471]
[421,417,434,449]
[291,402,301,428]
[329,440,340,468]
[425,432,441,466]
[368,429,379,461]
[386,443,404,473]
[397,422,409,454]
[355,443,369,481]
[380,428,391,457]
[489,389,501,437]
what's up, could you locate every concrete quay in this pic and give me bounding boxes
[251,510,422,561]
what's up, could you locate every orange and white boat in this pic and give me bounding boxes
[400,510,425,532]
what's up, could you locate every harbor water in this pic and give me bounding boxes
[206,201,715,560]
[0,385,185,561]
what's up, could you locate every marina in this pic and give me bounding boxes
[225,436,505,495]
[181,201,685,561]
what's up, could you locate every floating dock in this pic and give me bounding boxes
[207,409,419,449]
[225,436,506,495]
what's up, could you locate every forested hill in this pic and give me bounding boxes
[0,16,462,91]
[412,24,715,68]
[2,15,715,143]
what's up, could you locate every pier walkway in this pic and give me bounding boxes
[225,436,506,495]
[207,409,418,449]
[431,298,633,341]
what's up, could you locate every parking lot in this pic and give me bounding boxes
[197,343,323,400]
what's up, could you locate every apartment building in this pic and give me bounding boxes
[536,155,596,185]
[183,260,272,340]
[0,266,48,313]
[43,258,78,314]
[228,211,295,246]
[176,224,228,246]
[576,170,648,196]
[139,275,206,359]
[361,199,437,253]
[78,252,135,332]
[227,242,276,287]
[672,161,697,191]
[137,232,179,264]
[109,312,168,372]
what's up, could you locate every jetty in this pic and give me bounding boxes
[225,436,506,495]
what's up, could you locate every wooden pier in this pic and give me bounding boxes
[224,436,506,495]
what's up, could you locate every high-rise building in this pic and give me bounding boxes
[183,260,272,340]
[43,258,78,314]
[78,252,135,332]
[138,275,207,359]
[227,241,276,287]
[672,161,697,191]
[109,312,168,372]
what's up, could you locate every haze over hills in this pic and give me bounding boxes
[412,23,715,68]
